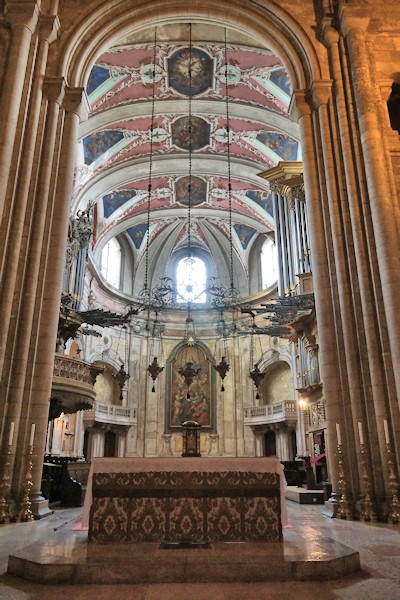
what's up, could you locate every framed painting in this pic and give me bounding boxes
[166,342,216,431]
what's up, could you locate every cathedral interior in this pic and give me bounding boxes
[0,0,399,595]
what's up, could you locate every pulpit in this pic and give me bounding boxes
[84,457,286,544]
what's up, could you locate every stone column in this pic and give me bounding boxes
[311,80,368,497]
[322,20,396,502]
[0,14,59,380]
[5,77,65,517]
[27,87,88,517]
[339,7,400,406]
[290,91,341,493]
[0,0,40,222]
[278,429,291,462]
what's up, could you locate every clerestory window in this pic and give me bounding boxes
[261,237,278,289]
[176,256,206,303]
[100,237,121,289]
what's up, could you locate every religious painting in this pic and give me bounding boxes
[167,343,215,430]
[234,224,257,250]
[246,190,274,218]
[171,116,211,151]
[269,67,292,96]
[256,131,298,161]
[86,65,111,96]
[175,176,207,206]
[83,130,124,164]
[125,224,148,249]
[103,190,137,218]
[167,47,213,96]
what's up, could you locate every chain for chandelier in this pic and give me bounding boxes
[143,27,158,298]
[224,27,234,294]
[187,22,193,262]
[209,29,240,312]
[211,28,240,390]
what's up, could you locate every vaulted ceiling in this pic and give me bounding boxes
[74,23,300,297]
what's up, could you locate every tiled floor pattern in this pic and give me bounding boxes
[0,502,399,599]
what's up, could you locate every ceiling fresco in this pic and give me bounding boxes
[76,27,300,287]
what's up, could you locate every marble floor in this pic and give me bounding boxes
[0,502,399,599]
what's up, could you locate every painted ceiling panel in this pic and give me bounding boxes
[88,43,291,116]
[78,28,300,279]
[81,116,298,174]
[234,224,258,250]
[125,224,148,249]
[86,65,112,96]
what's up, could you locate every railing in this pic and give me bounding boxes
[84,401,137,426]
[51,354,103,416]
[53,353,101,385]
[243,401,297,426]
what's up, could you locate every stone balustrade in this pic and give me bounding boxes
[243,401,297,426]
[51,354,102,418]
[83,401,137,427]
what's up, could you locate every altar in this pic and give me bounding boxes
[84,457,287,544]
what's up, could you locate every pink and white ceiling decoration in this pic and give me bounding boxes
[74,25,301,296]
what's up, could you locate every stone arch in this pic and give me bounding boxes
[258,360,294,406]
[53,0,324,91]
[92,361,122,405]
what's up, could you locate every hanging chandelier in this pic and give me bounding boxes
[147,312,165,392]
[249,314,266,399]
[179,302,201,398]
[147,357,164,393]
[114,364,130,401]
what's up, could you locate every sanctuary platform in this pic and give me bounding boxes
[83,457,287,544]
[6,459,360,584]
[7,518,361,584]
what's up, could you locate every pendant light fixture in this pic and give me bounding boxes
[147,312,165,392]
[113,325,130,400]
[249,314,265,399]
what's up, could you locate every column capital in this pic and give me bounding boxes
[42,76,66,105]
[310,80,333,110]
[321,18,340,49]
[289,90,311,122]
[338,5,370,38]
[5,0,40,33]
[63,87,90,122]
[38,14,59,44]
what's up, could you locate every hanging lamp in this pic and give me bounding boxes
[112,326,130,400]
[249,315,265,399]
[147,312,165,392]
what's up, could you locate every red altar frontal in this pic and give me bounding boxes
[84,457,287,544]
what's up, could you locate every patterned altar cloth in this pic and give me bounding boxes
[85,458,286,544]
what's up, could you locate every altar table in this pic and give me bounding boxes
[84,457,287,544]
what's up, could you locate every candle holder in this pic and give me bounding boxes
[386,443,400,524]
[336,445,353,520]
[17,445,34,522]
[359,443,377,522]
[0,446,12,524]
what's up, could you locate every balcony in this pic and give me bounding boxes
[50,354,102,419]
[83,401,137,427]
[243,401,297,427]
